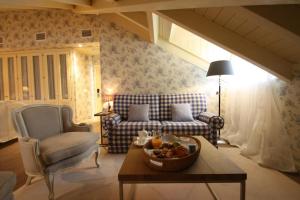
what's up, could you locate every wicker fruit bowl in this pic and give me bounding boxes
[143,135,201,171]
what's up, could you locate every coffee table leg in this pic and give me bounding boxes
[205,183,218,200]
[240,181,246,200]
[119,181,123,200]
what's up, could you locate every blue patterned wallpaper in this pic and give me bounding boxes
[99,20,219,114]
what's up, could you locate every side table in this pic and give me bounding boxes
[94,111,111,147]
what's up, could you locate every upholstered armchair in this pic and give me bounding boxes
[12,105,100,200]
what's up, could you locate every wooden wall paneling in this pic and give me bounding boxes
[0,56,5,101]
[194,8,206,16]
[42,53,58,104]
[204,7,222,21]
[4,55,19,101]
[31,53,44,103]
[16,54,32,103]
[75,0,300,14]
[234,20,257,36]
[245,26,269,43]
[57,51,73,106]
[224,11,248,32]
[213,7,236,26]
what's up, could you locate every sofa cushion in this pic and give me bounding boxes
[159,93,207,120]
[113,94,159,120]
[128,104,150,122]
[116,121,161,133]
[161,120,209,136]
[172,104,194,121]
[40,132,99,165]
[0,171,16,200]
[108,120,161,153]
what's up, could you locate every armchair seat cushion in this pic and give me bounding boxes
[40,132,99,165]
[162,120,209,136]
[0,171,16,200]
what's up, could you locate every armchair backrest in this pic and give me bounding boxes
[159,93,207,120]
[12,105,63,140]
[113,94,160,120]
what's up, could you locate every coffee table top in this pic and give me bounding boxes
[118,136,247,183]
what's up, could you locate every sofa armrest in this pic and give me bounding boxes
[103,113,121,130]
[18,137,44,176]
[198,112,224,129]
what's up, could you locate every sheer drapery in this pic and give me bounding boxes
[222,56,296,172]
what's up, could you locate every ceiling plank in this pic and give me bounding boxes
[0,0,73,10]
[245,5,300,37]
[240,6,300,47]
[50,0,92,7]
[75,0,300,14]
[156,9,293,81]
[101,13,151,42]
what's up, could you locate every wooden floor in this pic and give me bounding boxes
[1,139,299,191]
[0,139,26,189]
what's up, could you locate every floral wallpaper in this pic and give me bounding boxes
[0,9,101,51]
[99,20,219,114]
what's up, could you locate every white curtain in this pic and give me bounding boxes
[222,56,296,172]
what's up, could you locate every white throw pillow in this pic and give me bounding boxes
[128,104,150,122]
[171,103,194,122]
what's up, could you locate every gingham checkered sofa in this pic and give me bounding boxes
[104,94,224,153]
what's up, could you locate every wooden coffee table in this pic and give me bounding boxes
[118,136,247,200]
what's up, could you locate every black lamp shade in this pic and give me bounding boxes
[206,60,234,77]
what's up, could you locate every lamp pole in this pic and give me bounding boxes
[218,75,221,117]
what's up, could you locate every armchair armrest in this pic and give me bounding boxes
[103,113,121,130]
[198,112,224,129]
[67,123,91,132]
[18,137,44,176]
[61,105,91,132]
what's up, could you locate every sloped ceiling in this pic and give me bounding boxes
[0,0,300,80]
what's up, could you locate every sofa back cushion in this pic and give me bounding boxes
[159,93,207,120]
[113,94,159,120]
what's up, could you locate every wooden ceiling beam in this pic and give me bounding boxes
[75,0,300,14]
[50,0,92,7]
[156,9,294,81]
[101,13,151,42]
[117,11,148,30]
[0,0,73,10]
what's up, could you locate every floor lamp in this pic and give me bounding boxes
[206,60,234,142]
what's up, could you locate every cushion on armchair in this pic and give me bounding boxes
[0,171,16,200]
[40,132,99,165]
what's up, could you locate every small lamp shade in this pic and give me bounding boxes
[103,94,113,102]
[206,60,234,77]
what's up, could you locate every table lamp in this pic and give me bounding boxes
[103,94,113,112]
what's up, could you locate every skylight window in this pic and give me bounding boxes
[169,24,231,63]
[168,23,275,82]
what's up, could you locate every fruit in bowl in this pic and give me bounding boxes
[151,136,163,149]
[150,142,188,159]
